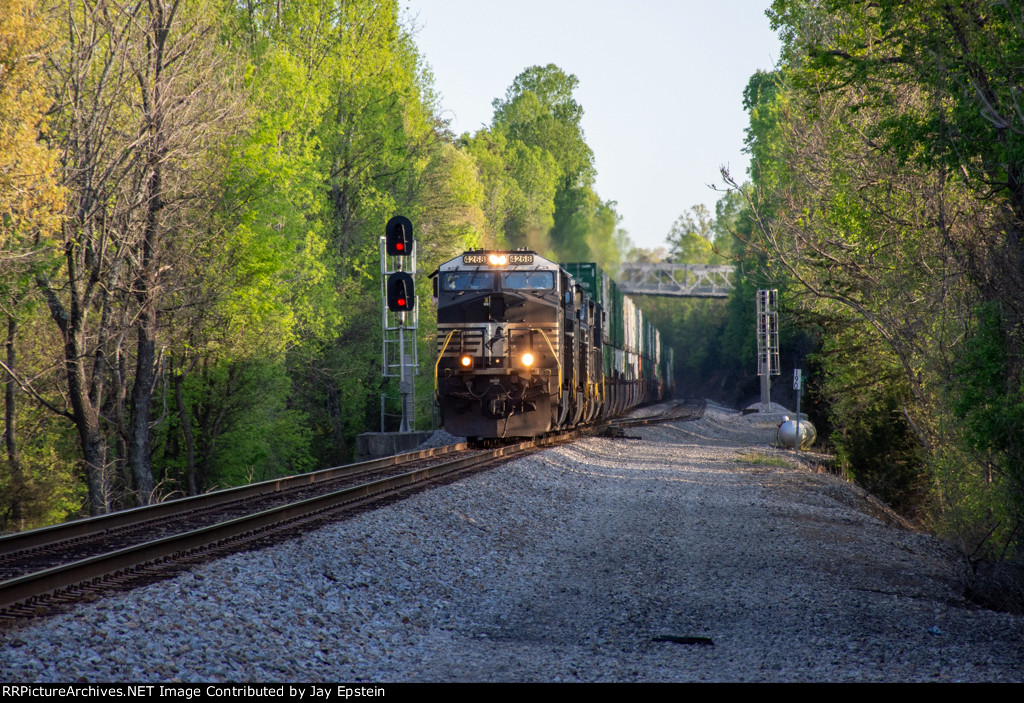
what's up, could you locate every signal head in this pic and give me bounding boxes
[385,215,413,256]
[386,271,415,311]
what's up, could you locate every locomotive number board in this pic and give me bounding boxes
[462,253,535,265]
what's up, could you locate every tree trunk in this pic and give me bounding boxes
[38,265,110,515]
[129,315,156,504]
[4,315,24,530]
[175,371,197,496]
[127,1,175,506]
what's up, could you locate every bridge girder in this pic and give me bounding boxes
[616,263,736,298]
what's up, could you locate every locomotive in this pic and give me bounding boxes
[431,249,673,439]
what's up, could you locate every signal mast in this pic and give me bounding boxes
[382,216,418,432]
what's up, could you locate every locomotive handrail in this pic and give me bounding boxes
[530,327,562,400]
[434,329,460,399]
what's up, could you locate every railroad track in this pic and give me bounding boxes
[0,442,482,619]
[0,400,704,621]
[611,398,706,428]
[0,443,472,578]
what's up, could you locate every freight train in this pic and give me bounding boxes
[431,249,673,439]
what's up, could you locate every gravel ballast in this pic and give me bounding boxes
[3,402,1022,682]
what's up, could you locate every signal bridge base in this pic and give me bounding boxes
[355,431,434,462]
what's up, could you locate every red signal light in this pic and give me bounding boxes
[385,215,413,256]
[386,271,415,311]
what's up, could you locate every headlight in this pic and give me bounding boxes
[521,352,534,367]
[488,253,508,266]
[460,355,473,368]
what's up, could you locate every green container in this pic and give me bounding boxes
[563,262,603,304]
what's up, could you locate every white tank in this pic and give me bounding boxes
[777,419,816,449]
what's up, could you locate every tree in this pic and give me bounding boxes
[0,0,63,256]
[475,63,625,268]
[491,64,595,191]
[666,205,715,264]
[735,0,1024,548]
[225,0,489,465]
[0,0,65,527]
[35,0,240,513]
[462,128,558,252]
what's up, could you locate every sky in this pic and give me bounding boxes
[406,0,783,253]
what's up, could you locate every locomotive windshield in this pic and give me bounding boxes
[501,271,555,290]
[441,271,495,291]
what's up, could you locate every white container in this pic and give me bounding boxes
[777,419,816,449]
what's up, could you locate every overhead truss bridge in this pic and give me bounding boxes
[616,263,736,298]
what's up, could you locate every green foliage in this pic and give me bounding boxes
[666,205,716,264]
[640,295,730,397]
[197,362,314,487]
[471,63,625,269]
[636,190,788,406]
[735,452,794,469]
[947,302,1024,548]
[1,1,638,526]
[0,0,64,250]
[461,129,556,251]
[412,142,487,266]
[774,0,1024,201]
[821,333,926,512]
[831,389,925,512]
[219,42,341,350]
[1,307,85,528]
[951,304,1024,457]
[219,0,476,469]
[0,398,83,530]
[737,0,1024,561]
[153,359,314,493]
[926,437,1020,564]
[491,65,595,190]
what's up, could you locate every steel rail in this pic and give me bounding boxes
[0,431,578,614]
[1,399,704,616]
[0,442,467,559]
